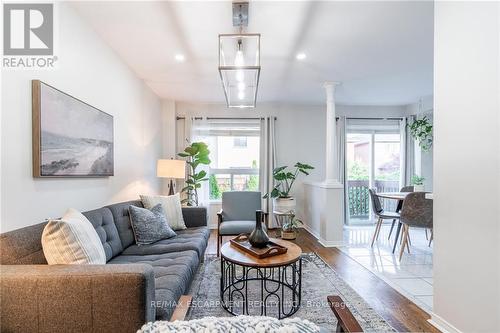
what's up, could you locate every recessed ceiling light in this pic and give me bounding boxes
[175,54,185,62]
[296,53,307,60]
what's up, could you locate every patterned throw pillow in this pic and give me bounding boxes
[42,208,106,265]
[140,193,186,231]
[129,204,177,245]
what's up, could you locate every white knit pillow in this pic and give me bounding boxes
[140,193,186,230]
[42,208,106,265]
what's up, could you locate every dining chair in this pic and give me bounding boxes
[388,185,414,240]
[368,189,400,247]
[216,191,267,256]
[398,192,433,260]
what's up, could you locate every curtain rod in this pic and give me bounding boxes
[346,117,403,120]
[176,116,277,120]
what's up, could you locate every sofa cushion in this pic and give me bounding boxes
[108,250,199,320]
[140,193,186,231]
[106,200,143,249]
[42,208,107,265]
[121,227,209,258]
[129,204,176,245]
[0,222,48,265]
[82,207,123,261]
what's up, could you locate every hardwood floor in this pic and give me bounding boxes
[207,229,440,333]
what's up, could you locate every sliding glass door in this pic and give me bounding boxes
[345,120,403,225]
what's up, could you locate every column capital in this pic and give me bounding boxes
[323,81,341,90]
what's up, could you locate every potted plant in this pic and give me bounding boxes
[177,142,210,206]
[408,116,433,152]
[263,162,314,213]
[281,215,302,240]
[411,175,425,192]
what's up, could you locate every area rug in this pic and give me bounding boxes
[187,253,395,332]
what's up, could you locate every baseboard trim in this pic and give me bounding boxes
[318,238,344,247]
[428,314,463,333]
[301,224,344,247]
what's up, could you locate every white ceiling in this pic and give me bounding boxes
[72,1,434,106]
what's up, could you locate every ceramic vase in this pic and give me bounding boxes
[249,210,269,248]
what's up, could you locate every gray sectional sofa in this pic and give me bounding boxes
[0,200,209,332]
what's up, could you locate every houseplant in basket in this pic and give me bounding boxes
[408,116,433,152]
[281,215,302,240]
[263,162,314,213]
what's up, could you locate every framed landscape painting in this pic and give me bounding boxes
[32,80,114,177]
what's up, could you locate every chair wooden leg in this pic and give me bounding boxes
[371,218,382,247]
[375,218,383,241]
[428,228,433,247]
[406,227,411,253]
[399,225,409,261]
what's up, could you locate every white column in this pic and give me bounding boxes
[324,82,340,184]
[301,82,344,247]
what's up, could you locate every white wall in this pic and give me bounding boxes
[433,2,499,332]
[0,3,163,232]
[405,96,434,191]
[174,102,406,228]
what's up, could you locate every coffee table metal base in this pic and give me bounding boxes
[220,257,302,319]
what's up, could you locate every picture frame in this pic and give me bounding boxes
[32,80,114,177]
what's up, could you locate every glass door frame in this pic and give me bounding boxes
[345,123,403,226]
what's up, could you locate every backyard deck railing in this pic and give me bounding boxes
[347,180,400,219]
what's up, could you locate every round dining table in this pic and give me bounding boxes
[376,192,411,200]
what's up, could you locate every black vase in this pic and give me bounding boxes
[249,210,269,248]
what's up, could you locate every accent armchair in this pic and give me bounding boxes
[217,191,268,256]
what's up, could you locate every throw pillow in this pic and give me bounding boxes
[42,208,106,265]
[140,193,186,230]
[129,204,177,245]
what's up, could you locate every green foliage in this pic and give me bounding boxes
[376,170,400,181]
[408,116,433,152]
[247,160,259,191]
[263,162,315,199]
[282,214,302,231]
[347,161,369,180]
[209,174,221,200]
[411,175,425,185]
[178,142,211,206]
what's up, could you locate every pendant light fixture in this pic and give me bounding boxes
[219,2,260,108]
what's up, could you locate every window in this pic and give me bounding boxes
[233,137,248,148]
[345,119,403,225]
[193,119,260,201]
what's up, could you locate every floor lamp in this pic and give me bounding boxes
[157,159,186,195]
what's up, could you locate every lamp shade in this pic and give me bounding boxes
[157,159,186,179]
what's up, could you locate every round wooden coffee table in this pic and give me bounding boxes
[220,238,302,319]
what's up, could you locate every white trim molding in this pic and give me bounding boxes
[303,180,344,189]
[301,224,344,248]
[428,314,463,333]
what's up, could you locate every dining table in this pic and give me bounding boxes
[376,191,433,253]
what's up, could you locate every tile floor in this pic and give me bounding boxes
[339,224,434,313]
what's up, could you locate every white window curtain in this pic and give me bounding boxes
[259,117,277,227]
[190,117,210,207]
[403,116,416,186]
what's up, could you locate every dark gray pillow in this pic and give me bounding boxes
[128,204,176,245]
